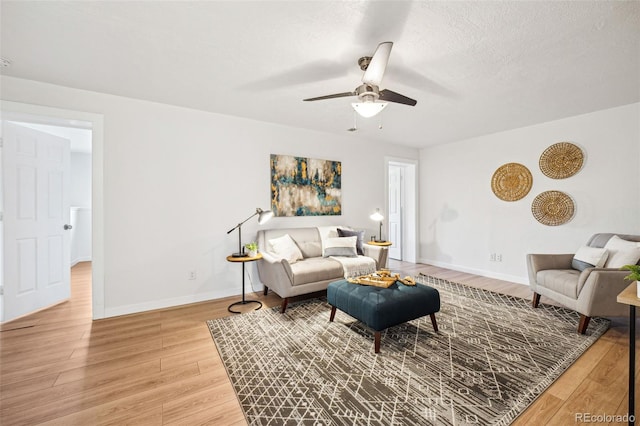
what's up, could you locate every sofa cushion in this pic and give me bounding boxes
[587,233,640,249]
[571,246,608,271]
[323,236,358,257]
[337,228,365,255]
[260,228,323,258]
[603,235,640,268]
[288,229,323,258]
[289,257,344,286]
[536,269,581,299]
[268,234,303,264]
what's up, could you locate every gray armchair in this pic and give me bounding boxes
[527,233,640,334]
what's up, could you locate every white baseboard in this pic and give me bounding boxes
[70,256,92,268]
[103,288,242,318]
[418,258,528,286]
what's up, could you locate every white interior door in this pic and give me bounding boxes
[2,122,71,322]
[388,164,403,260]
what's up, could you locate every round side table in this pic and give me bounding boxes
[226,253,263,313]
[367,241,392,247]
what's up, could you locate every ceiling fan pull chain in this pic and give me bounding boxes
[348,109,358,132]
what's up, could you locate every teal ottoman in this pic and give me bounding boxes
[327,279,440,353]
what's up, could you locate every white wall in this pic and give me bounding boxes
[70,207,92,266]
[420,103,640,284]
[1,76,418,317]
[70,152,92,207]
[69,152,92,265]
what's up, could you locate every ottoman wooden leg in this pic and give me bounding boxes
[374,331,381,354]
[430,313,438,332]
[329,306,337,322]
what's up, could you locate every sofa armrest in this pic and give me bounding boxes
[363,244,388,269]
[576,269,632,317]
[577,267,626,291]
[260,250,280,264]
[257,251,294,287]
[526,253,574,288]
[527,254,573,284]
[527,253,574,271]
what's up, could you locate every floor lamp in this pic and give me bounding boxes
[226,207,274,314]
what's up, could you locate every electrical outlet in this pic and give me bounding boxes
[496,254,502,262]
[188,270,197,280]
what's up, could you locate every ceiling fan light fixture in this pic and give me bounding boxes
[351,101,387,118]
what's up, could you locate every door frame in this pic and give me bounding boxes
[384,157,418,263]
[1,100,105,319]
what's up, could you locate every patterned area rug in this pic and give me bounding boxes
[206,274,609,425]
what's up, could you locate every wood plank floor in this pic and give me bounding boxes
[0,260,637,425]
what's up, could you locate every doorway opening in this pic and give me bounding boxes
[386,158,417,263]
[1,101,104,322]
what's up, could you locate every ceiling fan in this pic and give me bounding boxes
[303,41,417,118]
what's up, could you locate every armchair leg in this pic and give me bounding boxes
[263,285,269,296]
[532,292,541,308]
[280,298,289,314]
[578,315,591,334]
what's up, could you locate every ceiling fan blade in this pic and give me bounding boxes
[238,60,349,91]
[379,89,417,106]
[355,2,411,47]
[388,67,458,98]
[303,92,356,102]
[362,41,393,86]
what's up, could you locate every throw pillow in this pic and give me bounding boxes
[268,234,303,264]
[603,235,640,268]
[337,228,365,255]
[571,246,609,271]
[323,236,358,258]
[318,226,339,256]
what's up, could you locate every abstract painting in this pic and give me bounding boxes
[270,154,341,216]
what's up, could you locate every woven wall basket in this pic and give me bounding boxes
[539,142,584,179]
[491,163,533,201]
[531,190,575,226]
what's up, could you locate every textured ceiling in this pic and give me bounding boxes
[1,1,638,148]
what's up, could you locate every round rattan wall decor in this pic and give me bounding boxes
[539,142,584,179]
[491,162,533,202]
[531,190,575,226]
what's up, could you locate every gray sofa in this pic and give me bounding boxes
[256,227,388,313]
[527,233,640,334]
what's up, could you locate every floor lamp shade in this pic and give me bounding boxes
[227,208,273,257]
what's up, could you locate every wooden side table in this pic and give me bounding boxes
[226,253,263,314]
[367,241,392,247]
[617,282,639,426]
